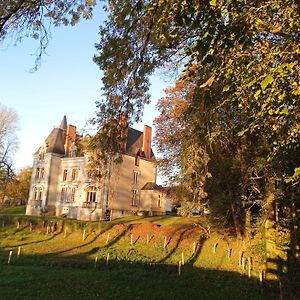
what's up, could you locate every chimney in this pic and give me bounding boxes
[142,125,152,159]
[64,124,77,156]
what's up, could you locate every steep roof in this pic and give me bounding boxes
[35,127,66,155]
[126,127,155,159]
[34,116,155,159]
[60,115,67,131]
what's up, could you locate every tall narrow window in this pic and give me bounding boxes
[61,188,66,201]
[34,188,38,200]
[63,169,68,181]
[132,189,139,206]
[133,171,139,185]
[35,168,40,179]
[71,169,78,181]
[86,187,97,203]
[38,189,42,201]
[40,168,45,179]
[34,187,42,200]
[158,195,161,208]
[70,188,76,202]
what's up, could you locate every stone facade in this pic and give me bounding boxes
[26,116,166,221]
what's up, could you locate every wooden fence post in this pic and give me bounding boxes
[163,236,167,249]
[17,247,21,258]
[8,251,12,264]
[178,261,181,276]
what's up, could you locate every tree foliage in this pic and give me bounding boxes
[0,0,96,67]
[94,0,299,239]
[2,167,32,203]
[0,105,18,200]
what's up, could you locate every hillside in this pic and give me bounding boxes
[0,206,296,299]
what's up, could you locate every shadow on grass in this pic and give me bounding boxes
[0,253,291,300]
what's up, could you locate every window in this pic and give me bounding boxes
[63,169,68,181]
[158,195,161,208]
[35,168,45,180]
[35,168,40,179]
[132,189,139,206]
[86,186,97,203]
[133,171,139,185]
[70,187,76,202]
[34,187,42,201]
[61,188,66,201]
[135,149,142,166]
[71,169,78,181]
[69,143,77,158]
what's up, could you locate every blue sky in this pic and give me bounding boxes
[0,5,170,171]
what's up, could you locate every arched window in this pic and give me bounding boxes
[33,187,42,201]
[86,186,97,203]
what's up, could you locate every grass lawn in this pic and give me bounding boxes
[0,207,296,299]
[0,264,274,300]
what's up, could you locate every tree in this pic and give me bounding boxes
[0,105,18,201]
[0,0,96,67]
[94,1,299,242]
[3,167,32,204]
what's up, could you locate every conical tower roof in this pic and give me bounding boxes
[60,115,67,130]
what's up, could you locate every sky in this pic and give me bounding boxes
[0,5,171,172]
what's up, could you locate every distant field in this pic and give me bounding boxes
[0,206,295,299]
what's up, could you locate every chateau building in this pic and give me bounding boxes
[26,116,166,220]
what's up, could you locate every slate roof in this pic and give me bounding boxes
[141,182,165,191]
[126,127,155,159]
[35,116,155,159]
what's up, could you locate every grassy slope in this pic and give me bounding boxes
[0,206,289,299]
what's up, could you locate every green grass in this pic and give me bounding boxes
[0,211,296,299]
[0,264,273,300]
[0,205,26,215]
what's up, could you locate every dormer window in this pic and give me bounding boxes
[39,142,48,160]
[135,148,142,166]
[69,142,77,158]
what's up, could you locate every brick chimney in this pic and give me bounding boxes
[64,124,77,156]
[142,125,152,159]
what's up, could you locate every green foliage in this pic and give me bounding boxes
[94,0,299,239]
